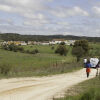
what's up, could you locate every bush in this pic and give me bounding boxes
[1,44,8,50]
[0,63,12,75]
[74,40,89,55]
[2,44,24,53]
[18,47,24,52]
[55,45,68,56]
[30,50,36,54]
[35,49,39,53]
[8,43,15,51]
[51,46,54,50]
[72,40,89,62]
[72,46,84,62]
[30,49,39,54]
[60,42,65,45]
[26,50,30,53]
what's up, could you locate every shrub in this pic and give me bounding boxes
[2,43,24,53]
[72,40,89,62]
[34,49,39,53]
[1,44,8,50]
[60,42,65,45]
[74,40,89,55]
[26,50,30,53]
[72,46,84,62]
[51,46,54,50]
[18,47,24,52]
[8,43,15,51]
[0,63,12,75]
[30,50,36,54]
[80,89,95,100]
[30,49,39,54]
[55,45,68,56]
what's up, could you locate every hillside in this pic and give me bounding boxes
[0,33,100,42]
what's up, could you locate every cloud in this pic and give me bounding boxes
[23,19,49,26]
[0,0,52,19]
[0,4,12,12]
[0,1,89,19]
[0,18,13,25]
[92,6,100,16]
[0,0,52,13]
[0,0,100,37]
[56,22,69,26]
[23,13,47,20]
[50,6,89,18]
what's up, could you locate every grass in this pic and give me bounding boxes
[22,45,55,54]
[53,75,100,100]
[53,42,100,100]
[0,42,100,78]
[89,42,100,57]
[0,45,81,78]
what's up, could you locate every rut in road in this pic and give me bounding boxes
[0,68,97,100]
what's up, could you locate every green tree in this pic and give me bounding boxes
[55,44,68,56]
[60,42,65,45]
[74,40,89,55]
[72,46,84,62]
[72,40,89,62]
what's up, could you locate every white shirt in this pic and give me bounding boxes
[84,59,87,63]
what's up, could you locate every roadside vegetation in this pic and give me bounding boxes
[53,76,100,100]
[0,43,81,78]
[0,40,100,78]
[53,41,100,100]
[72,40,89,62]
[1,43,39,54]
[89,42,100,57]
[55,42,68,56]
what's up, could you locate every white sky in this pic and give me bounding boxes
[0,0,100,37]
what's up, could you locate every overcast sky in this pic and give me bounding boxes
[0,0,100,37]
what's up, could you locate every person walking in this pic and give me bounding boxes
[84,58,87,68]
[85,60,91,78]
[96,61,100,76]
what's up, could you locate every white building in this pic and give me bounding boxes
[50,39,65,45]
[65,40,75,45]
[50,39,75,45]
[20,42,27,46]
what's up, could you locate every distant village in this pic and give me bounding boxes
[1,39,75,46]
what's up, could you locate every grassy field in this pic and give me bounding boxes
[52,42,100,100]
[54,75,100,100]
[22,45,55,54]
[89,42,100,57]
[0,44,81,78]
[0,42,100,100]
[0,42,99,78]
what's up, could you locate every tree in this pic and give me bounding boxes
[2,43,24,52]
[72,46,84,62]
[8,43,16,51]
[51,46,54,50]
[55,44,68,56]
[60,42,65,45]
[72,40,89,62]
[1,44,8,50]
[74,40,89,55]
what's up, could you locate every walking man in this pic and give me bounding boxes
[96,61,100,76]
[85,60,91,78]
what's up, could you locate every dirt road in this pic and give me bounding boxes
[0,68,97,100]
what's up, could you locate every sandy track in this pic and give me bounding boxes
[0,68,97,100]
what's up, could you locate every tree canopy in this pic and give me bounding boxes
[72,40,89,61]
[55,43,68,56]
